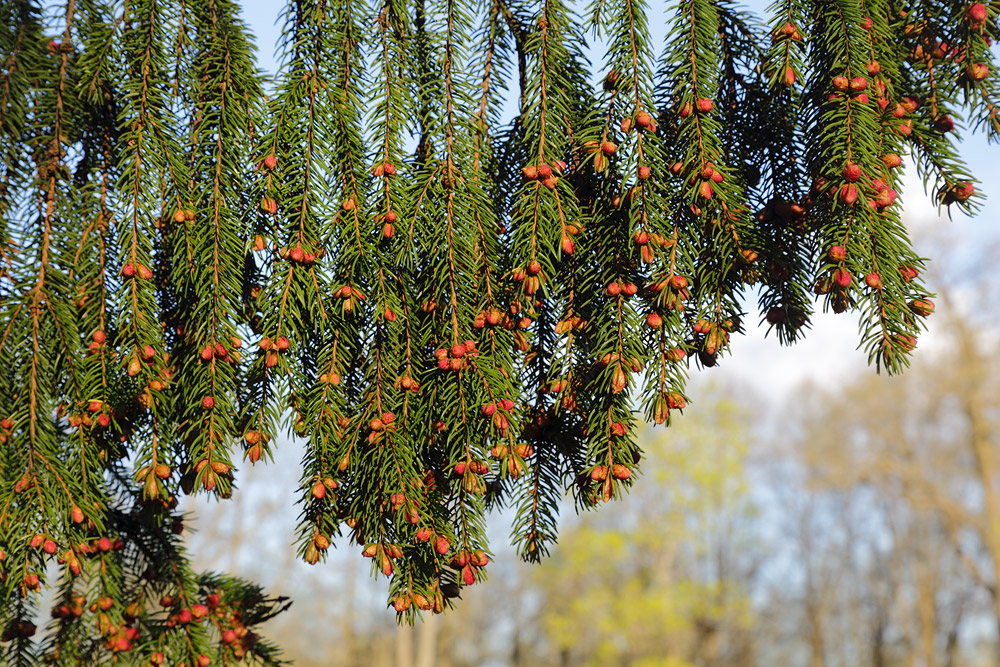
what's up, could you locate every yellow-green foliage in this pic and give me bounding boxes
[533,390,757,665]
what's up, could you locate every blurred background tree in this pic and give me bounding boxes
[533,392,759,667]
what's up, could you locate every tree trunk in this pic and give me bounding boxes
[954,322,1000,659]
[944,616,960,667]
[415,614,437,667]
[805,600,825,667]
[916,566,937,667]
[396,623,414,667]
[871,615,886,667]
[340,559,358,666]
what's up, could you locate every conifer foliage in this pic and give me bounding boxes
[0,0,995,660]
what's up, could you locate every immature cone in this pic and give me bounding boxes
[954,182,975,202]
[612,464,632,480]
[603,69,620,91]
[900,96,919,113]
[435,536,450,555]
[967,63,989,81]
[909,299,935,317]
[882,153,902,169]
[561,234,575,254]
[839,183,858,205]
[593,153,608,173]
[611,366,628,393]
[666,392,686,409]
[969,3,988,25]
[775,21,799,39]
[842,163,861,182]
[899,265,919,282]
[934,115,955,132]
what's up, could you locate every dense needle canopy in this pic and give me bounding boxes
[0,0,995,663]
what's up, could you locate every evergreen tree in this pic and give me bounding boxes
[0,0,995,662]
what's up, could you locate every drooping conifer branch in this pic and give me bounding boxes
[1,0,999,649]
